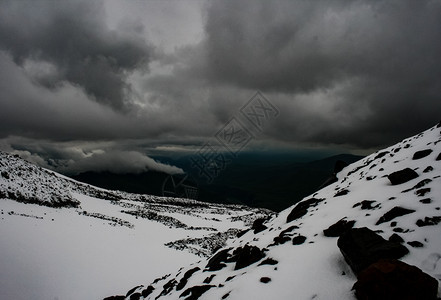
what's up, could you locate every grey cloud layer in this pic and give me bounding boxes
[0,0,440,173]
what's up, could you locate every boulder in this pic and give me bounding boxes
[337,227,409,275]
[286,198,323,223]
[205,248,231,271]
[252,218,268,234]
[180,285,214,300]
[412,149,433,160]
[292,235,307,245]
[177,267,201,291]
[323,218,356,237]
[437,153,441,161]
[387,168,418,185]
[230,245,265,270]
[375,206,415,225]
[353,259,438,300]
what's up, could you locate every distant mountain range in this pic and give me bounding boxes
[71,153,363,212]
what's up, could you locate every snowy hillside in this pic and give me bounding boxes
[0,152,271,300]
[110,123,441,300]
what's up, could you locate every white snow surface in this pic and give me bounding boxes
[1,123,441,300]
[0,152,270,300]
[113,124,441,300]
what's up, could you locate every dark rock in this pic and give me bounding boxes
[126,285,142,297]
[416,188,431,196]
[225,275,235,282]
[203,275,215,284]
[390,221,397,227]
[236,229,249,238]
[334,189,350,197]
[158,279,177,297]
[402,179,432,192]
[416,216,441,227]
[353,200,379,210]
[337,227,409,275]
[375,207,415,225]
[177,267,201,291]
[129,293,141,300]
[230,245,265,270]
[141,286,154,298]
[437,153,441,161]
[334,160,349,174]
[393,227,404,233]
[260,277,271,283]
[286,198,324,223]
[205,248,231,271]
[353,259,438,300]
[323,218,356,237]
[103,296,125,300]
[180,285,214,300]
[408,241,424,248]
[423,166,434,173]
[413,149,433,160]
[420,198,431,204]
[292,235,307,245]
[258,258,278,266]
[222,292,230,299]
[271,233,292,245]
[387,168,418,185]
[388,234,404,244]
[252,218,268,234]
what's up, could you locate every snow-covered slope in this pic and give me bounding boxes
[0,152,271,300]
[113,123,441,300]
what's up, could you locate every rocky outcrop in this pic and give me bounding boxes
[353,259,438,300]
[337,227,409,275]
[387,168,419,185]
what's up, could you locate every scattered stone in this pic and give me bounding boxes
[420,198,431,204]
[423,166,434,173]
[225,276,235,282]
[292,235,307,245]
[177,267,201,291]
[230,245,265,270]
[390,221,397,227]
[353,259,438,300]
[393,227,404,233]
[353,200,379,210]
[103,296,125,300]
[158,279,177,297]
[258,258,278,266]
[436,153,441,161]
[323,218,356,237]
[126,285,142,297]
[334,189,350,197]
[375,207,415,225]
[416,188,431,196]
[222,292,230,299]
[387,168,419,185]
[388,234,404,244]
[408,241,424,248]
[286,198,324,223]
[141,286,154,298]
[416,216,441,227]
[252,218,268,234]
[203,275,215,284]
[236,229,249,238]
[180,285,214,300]
[260,277,271,283]
[337,227,409,275]
[413,149,433,160]
[205,248,231,271]
[129,293,141,300]
[402,179,432,192]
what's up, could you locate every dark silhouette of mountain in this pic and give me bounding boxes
[70,153,363,212]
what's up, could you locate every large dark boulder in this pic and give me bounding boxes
[252,218,268,234]
[205,248,231,271]
[387,168,418,185]
[177,267,201,291]
[323,218,356,237]
[230,245,265,270]
[412,149,433,160]
[353,259,439,300]
[180,285,214,300]
[337,227,409,275]
[286,198,323,223]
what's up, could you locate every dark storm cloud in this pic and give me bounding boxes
[197,0,441,146]
[0,0,151,110]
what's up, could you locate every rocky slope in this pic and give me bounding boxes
[111,122,441,300]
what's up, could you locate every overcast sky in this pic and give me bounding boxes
[0,0,440,174]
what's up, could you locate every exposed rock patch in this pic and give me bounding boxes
[387,168,419,185]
